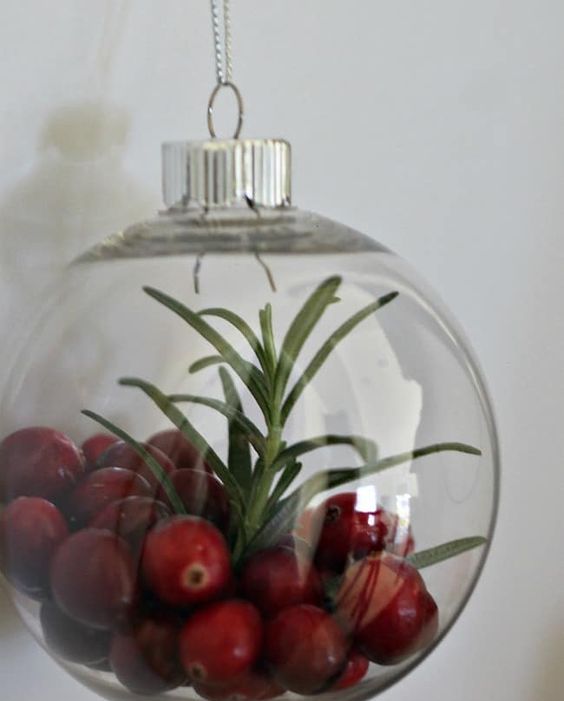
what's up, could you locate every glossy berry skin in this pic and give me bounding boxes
[159,470,230,530]
[90,497,170,554]
[40,602,111,665]
[264,604,348,694]
[51,529,136,630]
[314,492,415,574]
[148,429,211,472]
[194,670,284,701]
[0,427,85,504]
[331,647,369,690]
[240,546,322,617]
[179,600,262,685]
[336,552,438,665]
[142,516,231,607]
[65,468,152,528]
[81,434,118,471]
[0,497,68,598]
[97,441,176,492]
[110,615,186,695]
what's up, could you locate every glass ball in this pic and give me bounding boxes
[0,202,498,701]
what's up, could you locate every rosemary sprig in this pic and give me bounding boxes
[249,441,482,553]
[219,367,253,496]
[198,307,268,374]
[271,435,378,473]
[272,276,341,420]
[259,304,277,380]
[80,410,186,515]
[189,356,224,374]
[281,291,399,424]
[143,287,270,420]
[407,537,487,569]
[117,378,244,506]
[168,392,266,456]
[83,275,486,568]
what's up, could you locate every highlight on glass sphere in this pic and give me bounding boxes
[0,141,498,701]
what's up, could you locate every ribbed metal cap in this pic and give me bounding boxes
[162,138,291,209]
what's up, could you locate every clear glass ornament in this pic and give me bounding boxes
[0,137,499,701]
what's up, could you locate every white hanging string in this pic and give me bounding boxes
[210,0,233,85]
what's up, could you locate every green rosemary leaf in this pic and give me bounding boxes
[189,355,225,374]
[219,367,253,493]
[272,434,378,472]
[118,377,243,504]
[81,410,186,515]
[250,441,481,552]
[168,394,265,457]
[143,287,270,420]
[247,496,295,553]
[374,441,482,469]
[267,461,302,509]
[300,442,482,497]
[407,537,487,570]
[259,304,277,378]
[281,291,399,424]
[273,276,342,408]
[198,307,268,372]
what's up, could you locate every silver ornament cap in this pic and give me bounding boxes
[162,138,292,210]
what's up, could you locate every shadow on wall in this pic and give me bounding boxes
[530,622,564,701]
[0,99,157,641]
[0,99,158,362]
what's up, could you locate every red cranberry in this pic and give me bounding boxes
[331,647,369,690]
[264,604,348,694]
[65,468,152,527]
[159,470,230,530]
[51,529,136,630]
[110,615,186,694]
[314,492,415,574]
[148,429,211,472]
[240,546,322,617]
[142,516,231,607]
[180,600,262,685]
[90,497,170,553]
[81,434,118,471]
[336,552,439,665]
[40,602,110,665]
[97,441,176,492]
[194,670,284,701]
[0,427,85,504]
[0,497,68,598]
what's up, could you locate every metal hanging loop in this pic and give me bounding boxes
[208,0,244,139]
[207,81,244,139]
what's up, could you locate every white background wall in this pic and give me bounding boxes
[1,1,563,700]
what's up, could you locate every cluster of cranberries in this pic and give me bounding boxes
[0,426,439,699]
